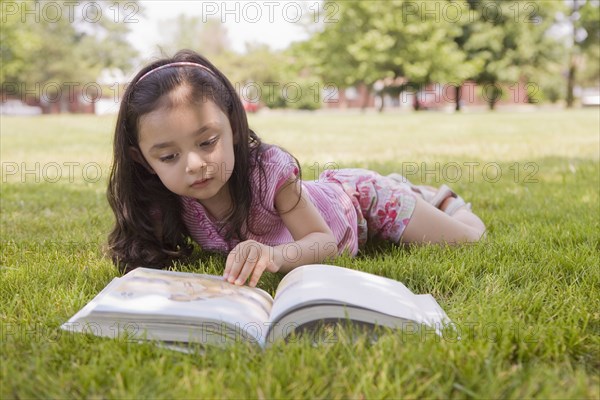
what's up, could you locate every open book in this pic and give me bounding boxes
[61,264,451,349]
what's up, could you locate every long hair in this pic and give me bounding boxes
[107,50,267,273]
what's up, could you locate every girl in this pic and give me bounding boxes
[107,50,485,288]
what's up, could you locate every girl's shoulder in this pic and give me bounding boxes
[252,144,300,191]
[257,144,293,164]
[254,144,298,172]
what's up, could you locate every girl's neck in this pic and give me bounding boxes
[198,186,232,222]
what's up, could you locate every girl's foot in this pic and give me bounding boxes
[386,174,473,216]
[429,185,471,215]
[439,195,472,215]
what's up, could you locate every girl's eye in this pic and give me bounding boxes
[200,136,219,148]
[159,153,178,162]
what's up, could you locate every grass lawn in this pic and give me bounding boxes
[1,108,599,398]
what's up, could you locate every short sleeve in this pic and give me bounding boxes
[253,146,300,209]
[261,146,299,192]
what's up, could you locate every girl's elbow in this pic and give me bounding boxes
[314,231,338,261]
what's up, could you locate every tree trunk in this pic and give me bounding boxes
[487,82,500,111]
[566,59,576,108]
[566,0,580,109]
[413,94,421,111]
[455,84,462,112]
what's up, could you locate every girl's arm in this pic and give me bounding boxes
[274,177,339,271]
[224,177,338,287]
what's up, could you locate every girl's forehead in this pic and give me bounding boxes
[138,100,228,139]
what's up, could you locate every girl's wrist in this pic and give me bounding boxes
[272,245,286,272]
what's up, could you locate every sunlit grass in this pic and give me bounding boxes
[1,108,597,182]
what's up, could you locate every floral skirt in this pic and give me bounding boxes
[320,169,418,247]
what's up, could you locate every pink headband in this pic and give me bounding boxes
[136,61,217,84]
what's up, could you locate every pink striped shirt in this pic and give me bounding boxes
[181,146,358,256]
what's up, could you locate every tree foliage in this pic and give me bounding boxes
[2,0,596,111]
[459,0,567,108]
[228,44,322,110]
[156,15,230,58]
[574,0,600,89]
[296,0,580,109]
[298,1,476,89]
[1,1,139,95]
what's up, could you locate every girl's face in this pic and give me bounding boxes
[136,97,236,212]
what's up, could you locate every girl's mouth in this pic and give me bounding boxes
[190,178,212,188]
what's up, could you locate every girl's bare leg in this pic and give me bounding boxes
[439,197,486,234]
[401,196,486,244]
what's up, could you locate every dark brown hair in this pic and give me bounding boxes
[107,50,289,273]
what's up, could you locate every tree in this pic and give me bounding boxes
[565,0,600,105]
[296,1,477,110]
[1,1,139,100]
[565,0,583,107]
[461,0,567,109]
[298,0,569,111]
[576,0,600,89]
[225,43,322,110]
[157,15,230,58]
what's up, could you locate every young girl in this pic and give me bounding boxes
[107,50,485,288]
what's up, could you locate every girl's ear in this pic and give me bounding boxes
[129,146,156,174]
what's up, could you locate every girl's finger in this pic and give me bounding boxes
[248,262,268,287]
[224,250,236,279]
[234,245,259,285]
[225,244,246,283]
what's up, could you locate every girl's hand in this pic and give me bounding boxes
[224,240,280,287]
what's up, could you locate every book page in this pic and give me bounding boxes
[66,268,273,338]
[270,265,449,327]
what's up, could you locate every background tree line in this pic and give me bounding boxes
[295,0,599,110]
[1,0,598,111]
[1,1,136,100]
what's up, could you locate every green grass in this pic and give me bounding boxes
[1,109,599,398]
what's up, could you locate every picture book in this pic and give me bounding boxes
[61,264,451,349]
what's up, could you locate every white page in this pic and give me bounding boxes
[270,265,449,328]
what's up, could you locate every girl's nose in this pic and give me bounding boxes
[185,151,206,174]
